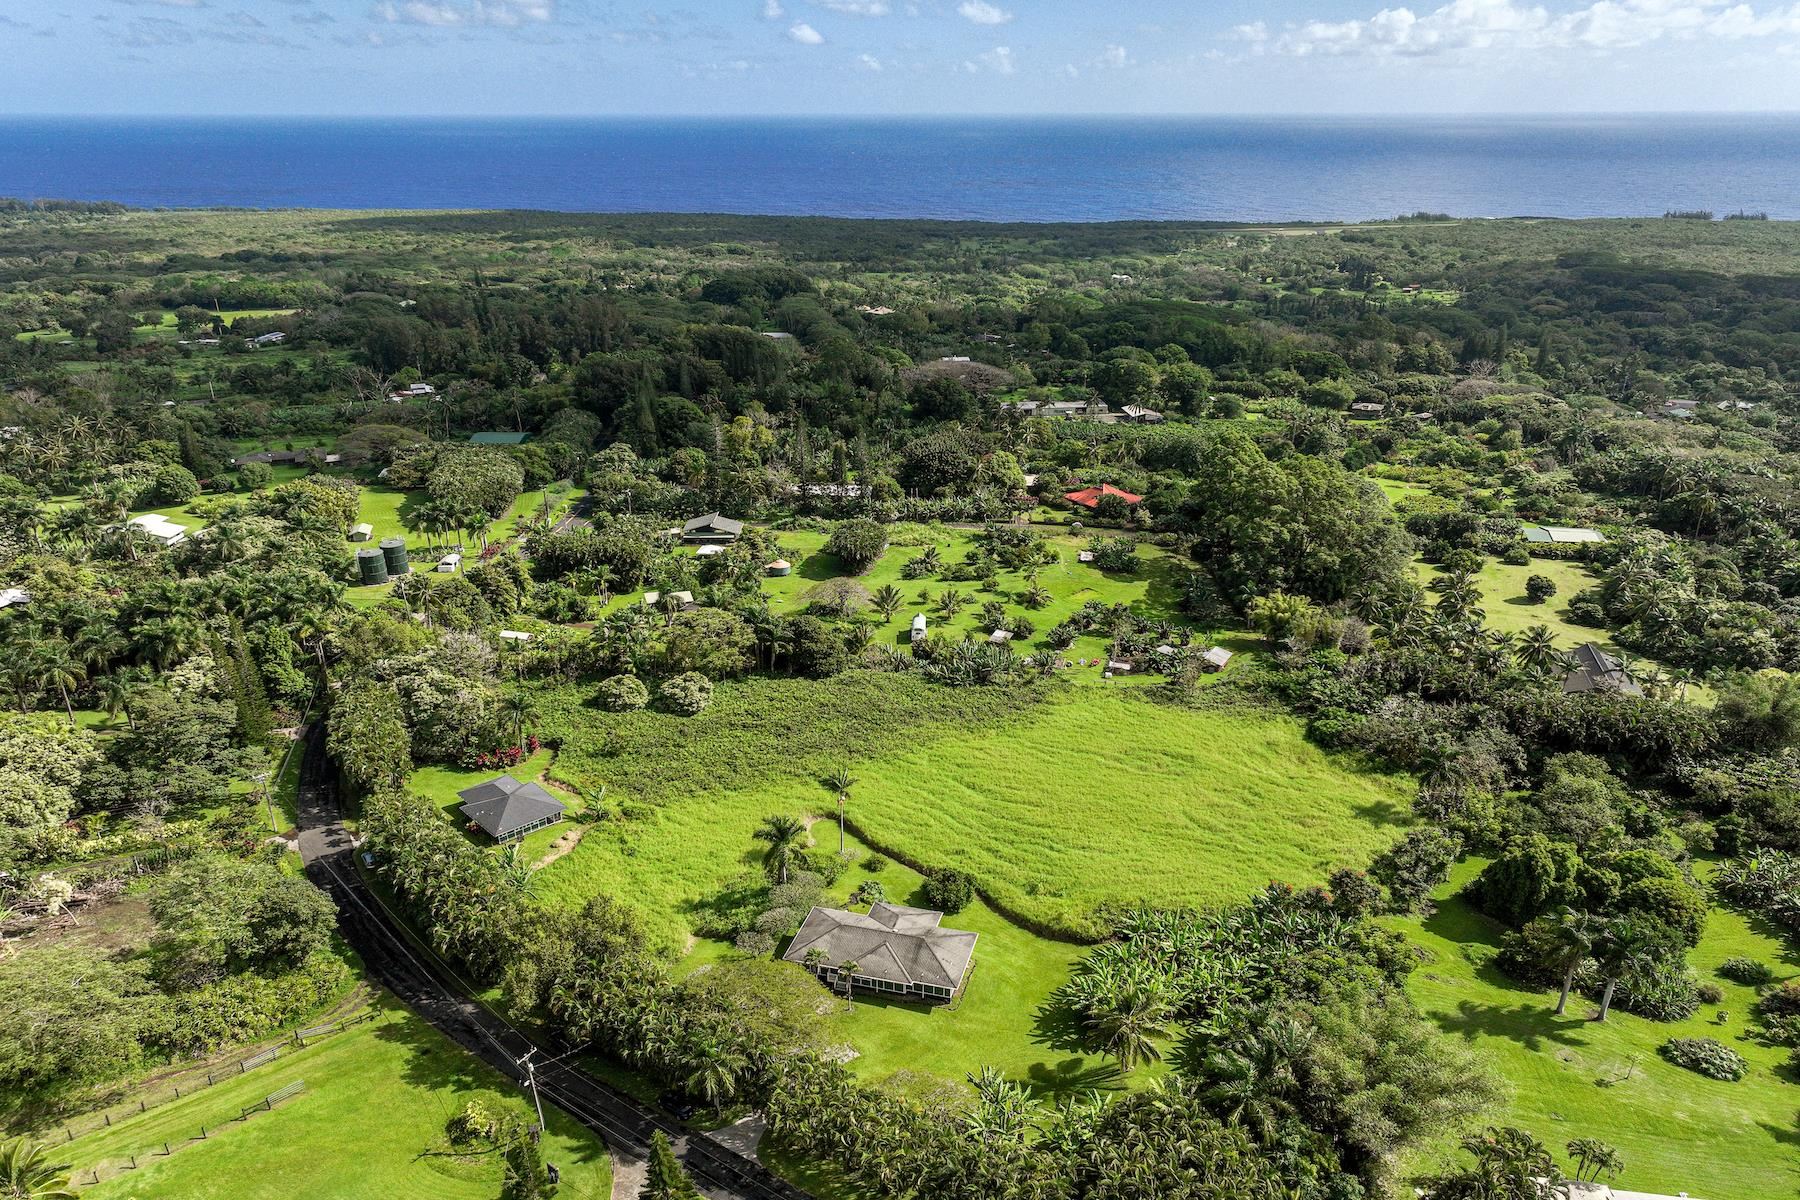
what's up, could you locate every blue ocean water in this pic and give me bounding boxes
[1,115,1798,222]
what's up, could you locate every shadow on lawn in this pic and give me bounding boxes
[1432,998,1595,1054]
[1025,1057,1126,1102]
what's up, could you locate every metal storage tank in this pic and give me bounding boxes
[356,548,390,586]
[379,537,411,576]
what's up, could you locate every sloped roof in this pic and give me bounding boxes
[682,513,745,536]
[783,903,977,991]
[1064,483,1143,509]
[1561,643,1643,696]
[469,431,529,445]
[456,774,564,838]
[1522,524,1605,544]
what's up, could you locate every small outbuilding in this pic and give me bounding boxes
[457,775,565,842]
[1201,646,1233,672]
[348,523,374,542]
[765,559,792,577]
[498,629,532,643]
[696,543,725,558]
[469,431,529,446]
[437,553,462,573]
[989,629,1013,643]
[911,614,928,643]
[1349,402,1387,420]
[0,588,30,610]
[682,513,745,545]
[1561,643,1642,697]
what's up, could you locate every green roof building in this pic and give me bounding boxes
[469,431,529,446]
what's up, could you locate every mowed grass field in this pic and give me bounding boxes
[1391,860,1799,1200]
[67,1003,611,1200]
[531,678,1411,942]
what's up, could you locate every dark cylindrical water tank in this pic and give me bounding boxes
[356,548,390,586]
[379,537,411,576]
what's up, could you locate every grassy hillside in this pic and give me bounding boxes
[1391,860,1799,1200]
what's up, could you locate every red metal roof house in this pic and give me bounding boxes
[1063,483,1143,509]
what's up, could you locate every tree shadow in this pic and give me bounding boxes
[1024,1056,1126,1102]
[794,554,838,582]
[1431,997,1595,1054]
[370,1002,492,1098]
[1030,996,1098,1056]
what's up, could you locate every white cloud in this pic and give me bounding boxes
[816,0,889,14]
[374,0,551,26]
[957,0,1012,24]
[1096,43,1130,67]
[762,0,783,17]
[1264,0,1800,58]
[963,43,1014,72]
[787,20,824,42]
[858,51,883,68]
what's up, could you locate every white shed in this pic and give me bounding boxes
[911,614,928,643]
[437,552,462,573]
[349,523,374,542]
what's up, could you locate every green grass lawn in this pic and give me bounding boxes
[1391,860,1799,1199]
[67,1002,611,1200]
[684,826,1143,1101]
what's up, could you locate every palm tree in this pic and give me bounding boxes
[822,766,857,854]
[936,587,969,619]
[1515,625,1560,676]
[753,813,808,884]
[34,648,85,729]
[1566,1137,1623,1184]
[836,958,862,998]
[1199,1017,1308,1146]
[1085,980,1172,1074]
[871,584,903,623]
[501,691,538,751]
[1593,920,1658,1022]
[0,1139,77,1200]
[95,673,134,729]
[683,1036,750,1115]
[1546,907,1602,1015]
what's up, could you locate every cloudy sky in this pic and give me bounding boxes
[5,0,1800,115]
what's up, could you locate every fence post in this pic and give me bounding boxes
[103,1114,111,1128]
[163,1142,170,1156]
[65,1127,73,1143]
[200,1125,207,1139]
[175,1086,181,1099]
[139,1100,146,1113]
[129,1155,136,1170]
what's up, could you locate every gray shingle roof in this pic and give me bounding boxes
[1561,643,1643,696]
[783,902,977,991]
[456,774,565,839]
[682,513,744,537]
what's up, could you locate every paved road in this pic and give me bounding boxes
[294,728,811,1200]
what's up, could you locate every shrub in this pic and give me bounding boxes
[1719,956,1774,986]
[658,672,714,716]
[1659,1037,1747,1081]
[1697,982,1724,1005]
[920,866,974,915]
[734,930,775,956]
[594,674,650,712]
[826,519,889,574]
[1500,544,1532,566]
[754,907,797,937]
[850,880,886,907]
[1756,979,1800,1017]
[864,853,889,873]
[1524,574,1558,603]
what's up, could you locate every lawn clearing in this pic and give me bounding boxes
[1391,860,1799,1200]
[67,1001,611,1200]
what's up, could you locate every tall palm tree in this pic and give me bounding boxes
[683,1036,750,1115]
[1514,625,1561,677]
[822,766,857,854]
[33,648,85,729]
[1593,921,1658,1022]
[1566,1137,1624,1184]
[753,814,808,884]
[0,1139,77,1200]
[1085,980,1172,1074]
[1546,906,1602,1015]
[501,691,538,751]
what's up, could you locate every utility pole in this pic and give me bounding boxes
[519,1050,546,1135]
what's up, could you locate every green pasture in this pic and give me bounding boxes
[1392,860,1799,1199]
[66,1003,611,1200]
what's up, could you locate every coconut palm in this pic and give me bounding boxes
[1085,979,1173,1074]
[753,813,808,884]
[501,691,538,751]
[1566,1137,1624,1183]
[1514,625,1561,676]
[1593,920,1659,1022]
[1545,907,1602,1015]
[0,1139,77,1200]
[33,647,85,729]
[822,766,857,854]
[683,1035,750,1115]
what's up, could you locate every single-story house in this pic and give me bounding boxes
[1064,483,1143,510]
[0,588,30,610]
[251,331,286,346]
[388,382,436,400]
[1107,660,1133,673]
[911,614,928,642]
[1201,646,1233,672]
[1120,404,1164,424]
[348,523,374,542]
[682,513,744,545]
[469,431,529,446]
[783,902,977,1003]
[457,775,565,842]
[765,559,792,577]
[1562,643,1642,697]
[1041,400,1109,419]
[644,590,697,610]
[126,513,192,547]
[1564,1183,1702,1200]
[1522,524,1606,545]
[437,553,462,573]
[989,629,1013,643]
[1349,402,1387,420]
[498,630,532,643]
[761,331,796,341]
[696,543,725,558]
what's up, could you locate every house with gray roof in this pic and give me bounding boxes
[1561,643,1643,697]
[681,513,744,544]
[783,902,977,1002]
[456,775,565,841]
[1522,524,1606,545]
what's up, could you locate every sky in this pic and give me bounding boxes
[4,0,1800,116]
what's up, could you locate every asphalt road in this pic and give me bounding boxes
[294,727,811,1200]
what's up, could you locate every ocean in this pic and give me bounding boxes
[2,115,1798,222]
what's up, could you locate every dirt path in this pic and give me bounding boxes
[532,824,587,871]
